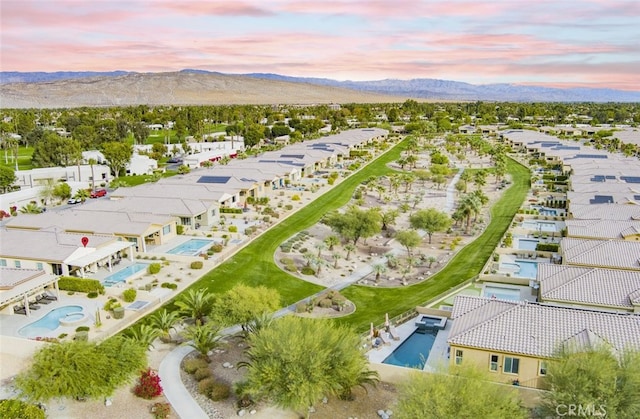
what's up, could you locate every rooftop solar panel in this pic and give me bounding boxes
[591,176,605,182]
[590,195,614,204]
[635,195,640,201]
[605,175,616,180]
[621,176,640,184]
[280,154,305,159]
[575,154,608,159]
[197,176,231,184]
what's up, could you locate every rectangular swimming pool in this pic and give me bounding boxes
[517,238,539,250]
[382,330,438,369]
[483,285,521,301]
[521,221,558,233]
[167,239,215,256]
[103,263,149,287]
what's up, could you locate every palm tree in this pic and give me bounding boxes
[19,202,42,214]
[324,235,340,251]
[314,241,326,258]
[244,312,274,338]
[344,244,356,261]
[74,188,90,202]
[427,256,438,268]
[456,193,482,233]
[313,257,328,277]
[386,253,398,269]
[125,324,161,349]
[332,252,341,269]
[175,289,214,325]
[182,322,222,359]
[372,263,387,282]
[460,171,472,193]
[149,309,181,343]
[473,170,487,190]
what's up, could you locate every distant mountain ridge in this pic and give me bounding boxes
[1,69,639,103]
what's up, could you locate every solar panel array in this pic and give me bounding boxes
[590,195,614,204]
[621,176,640,184]
[197,176,231,184]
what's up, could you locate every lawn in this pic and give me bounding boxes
[0,146,34,170]
[336,157,530,329]
[163,139,408,309]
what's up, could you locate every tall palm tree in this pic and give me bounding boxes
[332,252,341,269]
[344,244,356,261]
[88,158,97,192]
[324,235,340,251]
[74,188,90,202]
[175,289,214,326]
[125,324,161,349]
[372,263,387,282]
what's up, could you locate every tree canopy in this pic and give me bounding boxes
[210,284,280,329]
[0,166,16,193]
[31,132,81,168]
[101,141,133,178]
[394,366,527,419]
[409,208,452,244]
[239,316,378,415]
[322,205,382,245]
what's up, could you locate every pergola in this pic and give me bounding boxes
[0,268,59,317]
[65,241,135,278]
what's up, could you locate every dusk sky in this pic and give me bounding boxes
[2,0,639,90]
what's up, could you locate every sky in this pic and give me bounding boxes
[1,0,639,90]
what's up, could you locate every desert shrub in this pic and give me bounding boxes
[317,298,333,308]
[87,291,98,298]
[228,225,238,233]
[74,331,88,341]
[209,382,231,401]
[0,399,45,419]
[148,263,162,274]
[150,402,171,419]
[295,302,307,313]
[194,367,213,381]
[280,257,295,265]
[285,204,293,210]
[123,288,137,303]
[299,247,308,254]
[183,357,210,374]
[291,194,301,201]
[75,326,90,332]
[211,243,224,253]
[58,276,104,294]
[134,368,163,399]
[161,282,178,290]
[176,225,185,235]
[300,266,315,275]
[190,261,203,269]
[536,243,559,252]
[198,378,216,395]
[104,298,121,311]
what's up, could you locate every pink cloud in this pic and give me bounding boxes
[154,1,272,16]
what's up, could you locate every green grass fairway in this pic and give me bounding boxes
[0,146,34,170]
[336,158,530,329]
[165,140,408,308]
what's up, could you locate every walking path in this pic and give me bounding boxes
[444,167,463,213]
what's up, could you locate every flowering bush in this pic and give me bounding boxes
[133,368,163,399]
[150,402,171,419]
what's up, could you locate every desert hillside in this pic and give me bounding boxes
[0,72,409,108]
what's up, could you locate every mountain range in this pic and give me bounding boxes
[1,69,639,108]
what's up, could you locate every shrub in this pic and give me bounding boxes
[210,382,231,401]
[74,331,88,341]
[113,306,125,319]
[300,266,315,275]
[104,298,121,311]
[161,282,178,290]
[148,263,162,274]
[295,302,307,313]
[190,261,203,269]
[285,204,293,211]
[87,291,98,299]
[123,288,137,303]
[58,276,104,294]
[134,368,163,399]
[75,326,90,332]
[211,243,224,253]
[291,194,301,201]
[220,207,243,214]
[194,367,213,381]
[317,298,333,308]
[536,243,560,252]
[183,357,209,374]
[176,225,185,235]
[228,225,238,233]
[150,402,171,419]
[198,377,216,395]
[0,399,45,419]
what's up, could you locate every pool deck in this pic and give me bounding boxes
[367,314,452,372]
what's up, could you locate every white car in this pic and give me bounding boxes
[67,198,81,205]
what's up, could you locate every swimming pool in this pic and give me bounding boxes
[18,305,84,338]
[501,261,538,279]
[382,330,438,369]
[103,263,149,287]
[483,285,521,301]
[521,221,558,233]
[517,238,539,251]
[167,239,215,256]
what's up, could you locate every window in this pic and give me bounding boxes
[14,260,21,268]
[180,217,191,226]
[504,356,520,374]
[455,350,463,365]
[539,361,548,376]
[490,354,499,372]
[0,259,6,267]
[162,225,171,235]
[36,263,44,270]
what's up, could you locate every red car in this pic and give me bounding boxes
[90,189,107,198]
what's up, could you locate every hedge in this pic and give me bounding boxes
[58,276,105,294]
[220,207,243,214]
[536,243,560,252]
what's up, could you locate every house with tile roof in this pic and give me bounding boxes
[565,219,640,241]
[568,203,640,221]
[537,264,640,313]
[447,295,640,389]
[560,238,640,271]
[0,268,59,317]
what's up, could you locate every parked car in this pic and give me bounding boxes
[90,189,107,198]
[67,198,81,205]
[167,157,183,164]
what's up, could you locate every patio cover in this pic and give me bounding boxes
[0,269,58,307]
[66,241,134,268]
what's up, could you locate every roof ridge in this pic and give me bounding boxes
[545,266,597,295]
